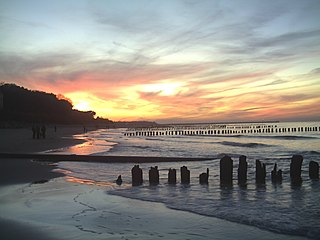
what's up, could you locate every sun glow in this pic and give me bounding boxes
[73,100,91,111]
[141,82,187,96]
[65,92,93,112]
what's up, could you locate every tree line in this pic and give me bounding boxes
[0,83,112,125]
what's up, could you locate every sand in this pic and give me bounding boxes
[0,126,85,153]
[0,127,310,240]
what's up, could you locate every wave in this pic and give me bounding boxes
[242,135,318,140]
[109,186,320,240]
[145,138,166,141]
[298,150,320,156]
[220,141,270,148]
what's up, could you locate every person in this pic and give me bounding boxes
[41,125,46,139]
[36,125,40,139]
[32,125,36,139]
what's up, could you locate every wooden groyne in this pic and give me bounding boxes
[129,155,319,186]
[124,123,319,137]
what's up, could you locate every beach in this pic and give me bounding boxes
[0,127,316,239]
[0,126,85,154]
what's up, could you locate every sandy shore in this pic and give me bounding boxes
[0,126,85,239]
[0,126,85,153]
[0,126,85,186]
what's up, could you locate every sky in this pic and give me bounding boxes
[0,0,320,123]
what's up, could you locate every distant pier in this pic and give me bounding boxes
[124,123,319,137]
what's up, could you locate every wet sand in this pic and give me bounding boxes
[0,158,63,186]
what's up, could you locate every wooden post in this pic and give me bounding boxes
[271,163,282,183]
[199,168,209,184]
[309,161,319,180]
[238,155,247,185]
[290,155,303,185]
[181,166,190,184]
[168,168,177,184]
[132,165,143,186]
[149,166,159,185]
[220,155,233,185]
[256,160,266,184]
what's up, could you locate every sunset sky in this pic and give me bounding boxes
[1,0,319,123]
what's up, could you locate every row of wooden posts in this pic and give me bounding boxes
[124,126,319,137]
[128,155,319,186]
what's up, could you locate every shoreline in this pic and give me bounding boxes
[0,152,214,163]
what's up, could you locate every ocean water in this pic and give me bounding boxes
[58,121,320,239]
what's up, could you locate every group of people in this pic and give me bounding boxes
[32,125,46,139]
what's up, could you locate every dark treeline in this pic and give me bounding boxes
[0,83,112,125]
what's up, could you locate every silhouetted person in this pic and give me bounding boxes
[32,125,36,139]
[36,125,40,139]
[41,125,46,139]
[116,175,122,185]
[54,125,57,132]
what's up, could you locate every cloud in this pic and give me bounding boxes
[1,0,320,122]
[310,67,320,75]
[0,15,55,30]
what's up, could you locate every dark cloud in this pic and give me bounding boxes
[279,94,316,103]
[0,51,84,82]
[310,68,320,75]
[252,29,320,48]
[242,107,267,112]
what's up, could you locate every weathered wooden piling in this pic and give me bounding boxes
[220,155,233,185]
[237,155,247,185]
[149,166,159,185]
[181,166,190,184]
[116,175,123,185]
[256,160,266,184]
[271,163,282,183]
[290,155,303,185]
[132,165,143,186]
[309,161,319,180]
[199,168,209,184]
[168,168,177,184]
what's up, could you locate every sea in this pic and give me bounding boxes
[55,121,320,239]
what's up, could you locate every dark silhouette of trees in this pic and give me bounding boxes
[0,83,112,125]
